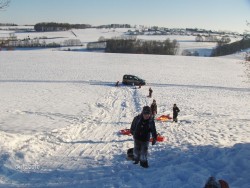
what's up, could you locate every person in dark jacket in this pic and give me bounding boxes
[148,87,153,98]
[173,104,180,122]
[150,99,157,118]
[115,80,119,87]
[130,106,157,168]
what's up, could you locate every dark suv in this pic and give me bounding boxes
[122,74,146,86]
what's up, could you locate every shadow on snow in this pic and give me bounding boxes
[0,143,249,188]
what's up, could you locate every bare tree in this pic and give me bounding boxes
[0,0,10,10]
[195,34,204,42]
[245,21,250,61]
[244,20,250,39]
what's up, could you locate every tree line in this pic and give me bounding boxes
[0,32,82,49]
[96,24,132,29]
[0,23,17,26]
[195,34,231,43]
[33,23,134,32]
[34,22,91,32]
[211,38,250,57]
[105,38,179,55]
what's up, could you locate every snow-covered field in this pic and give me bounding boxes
[1,27,242,56]
[0,29,250,188]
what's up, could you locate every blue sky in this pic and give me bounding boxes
[1,0,250,33]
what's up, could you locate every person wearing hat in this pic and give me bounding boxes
[130,106,157,168]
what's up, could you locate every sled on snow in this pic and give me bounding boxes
[119,129,131,136]
[120,129,165,142]
[156,114,172,122]
[150,133,166,142]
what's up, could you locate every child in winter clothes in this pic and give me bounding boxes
[150,99,157,118]
[173,103,180,122]
[130,106,157,168]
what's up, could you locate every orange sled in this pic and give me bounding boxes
[156,115,172,122]
[119,129,131,136]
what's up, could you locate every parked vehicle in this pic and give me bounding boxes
[122,74,146,86]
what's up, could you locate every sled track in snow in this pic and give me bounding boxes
[0,85,152,186]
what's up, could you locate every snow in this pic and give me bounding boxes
[0,29,250,188]
[1,27,243,56]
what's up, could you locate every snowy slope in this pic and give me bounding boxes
[0,49,249,187]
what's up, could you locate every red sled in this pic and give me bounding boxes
[219,180,229,188]
[150,135,166,142]
[119,129,131,136]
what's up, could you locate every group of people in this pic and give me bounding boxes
[128,87,229,186]
[150,99,180,122]
[147,87,180,122]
